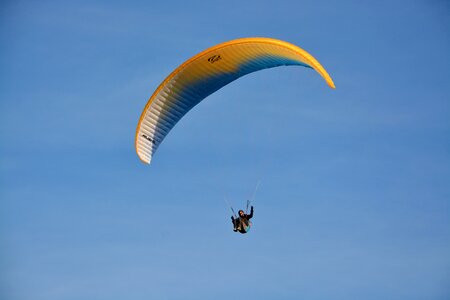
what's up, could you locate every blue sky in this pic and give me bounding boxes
[1,0,449,299]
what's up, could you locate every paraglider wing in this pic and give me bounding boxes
[135,37,335,164]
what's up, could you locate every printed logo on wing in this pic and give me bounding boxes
[142,134,156,144]
[207,55,222,64]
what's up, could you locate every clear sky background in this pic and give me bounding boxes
[1,0,449,299]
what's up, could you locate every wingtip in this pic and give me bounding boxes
[138,154,151,165]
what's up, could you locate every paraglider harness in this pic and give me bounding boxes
[232,204,254,234]
[225,181,260,234]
